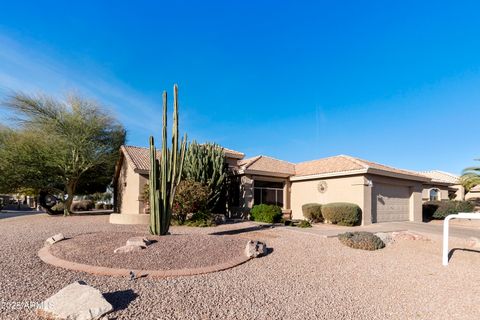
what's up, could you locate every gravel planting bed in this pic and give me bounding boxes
[1,214,480,319]
[48,232,246,270]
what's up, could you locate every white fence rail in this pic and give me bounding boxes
[443,212,480,266]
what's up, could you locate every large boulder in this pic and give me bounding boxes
[36,281,113,320]
[245,240,267,258]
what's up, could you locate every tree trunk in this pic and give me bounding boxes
[64,181,77,216]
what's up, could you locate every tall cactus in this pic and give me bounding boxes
[149,84,187,235]
[183,141,227,212]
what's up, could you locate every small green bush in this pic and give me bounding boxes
[71,200,94,211]
[105,204,113,210]
[250,204,282,223]
[95,203,105,210]
[184,211,216,227]
[338,232,385,251]
[322,202,361,226]
[297,220,312,228]
[51,202,65,212]
[423,200,475,220]
[302,203,323,222]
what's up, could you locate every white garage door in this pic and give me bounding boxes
[373,183,410,222]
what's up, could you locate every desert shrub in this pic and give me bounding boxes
[250,204,282,223]
[297,220,312,228]
[423,200,475,220]
[184,211,216,227]
[302,203,323,222]
[338,232,385,251]
[95,203,105,210]
[51,202,65,212]
[105,204,113,210]
[71,200,94,211]
[173,180,210,224]
[322,202,361,226]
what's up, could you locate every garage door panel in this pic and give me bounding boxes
[374,184,410,222]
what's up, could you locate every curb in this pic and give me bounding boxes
[38,245,251,279]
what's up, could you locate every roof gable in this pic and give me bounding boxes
[239,155,296,176]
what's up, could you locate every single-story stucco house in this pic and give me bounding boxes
[112,145,467,225]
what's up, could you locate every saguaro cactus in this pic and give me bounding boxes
[149,84,187,235]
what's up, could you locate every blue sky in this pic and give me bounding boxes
[0,1,478,174]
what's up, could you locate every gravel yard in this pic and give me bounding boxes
[49,232,246,270]
[1,214,480,319]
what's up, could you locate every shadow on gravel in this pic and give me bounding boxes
[210,225,274,236]
[448,248,480,262]
[103,289,138,312]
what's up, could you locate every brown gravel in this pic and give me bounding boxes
[49,232,246,270]
[1,214,480,319]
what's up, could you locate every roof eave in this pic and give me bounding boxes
[367,168,431,182]
[290,169,368,181]
[241,169,293,178]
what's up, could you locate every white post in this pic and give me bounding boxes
[443,212,480,266]
[442,215,453,266]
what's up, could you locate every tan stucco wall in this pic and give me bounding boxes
[117,160,143,215]
[421,185,449,202]
[466,190,480,201]
[290,175,366,222]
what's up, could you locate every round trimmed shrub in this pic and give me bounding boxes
[250,204,282,223]
[302,203,323,222]
[338,232,385,251]
[321,202,361,226]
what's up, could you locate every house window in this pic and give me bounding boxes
[253,180,284,207]
[429,188,440,201]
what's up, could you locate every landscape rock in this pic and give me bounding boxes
[126,237,151,248]
[245,240,267,258]
[392,231,429,241]
[466,237,480,248]
[374,232,394,245]
[212,214,227,225]
[36,281,113,320]
[45,233,65,246]
[114,244,144,254]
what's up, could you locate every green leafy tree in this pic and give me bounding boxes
[462,159,480,192]
[0,92,126,215]
[182,141,227,213]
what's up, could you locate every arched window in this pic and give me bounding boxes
[429,188,440,201]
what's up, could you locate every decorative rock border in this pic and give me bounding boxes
[38,245,252,278]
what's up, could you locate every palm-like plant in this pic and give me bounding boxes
[462,160,480,192]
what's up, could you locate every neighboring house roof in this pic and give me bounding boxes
[121,145,157,173]
[239,155,296,177]
[223,147,245,159]
[470,185,480,192]
[419,170,460,184]
[292,155,428,181]
[121,145,245,174]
